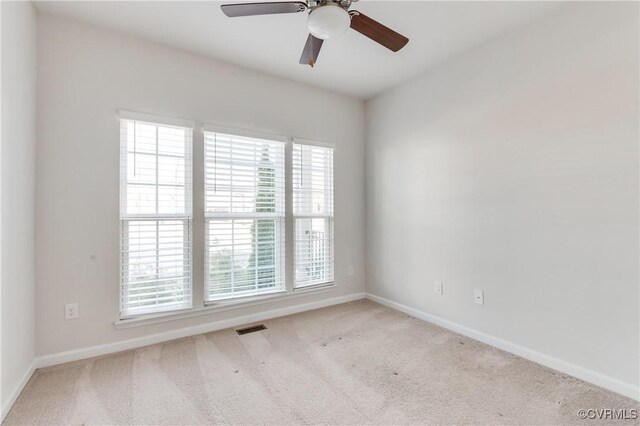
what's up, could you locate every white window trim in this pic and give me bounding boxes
[114,281,337,329]
[115,119,337,328]
[119,110,195,129]
[291,136,336,150]
[203,123,287,144]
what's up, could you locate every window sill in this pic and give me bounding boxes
[114,282,336,330]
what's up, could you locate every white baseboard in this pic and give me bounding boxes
[1,359,37,422]
[366,293,639,401]
[36,292,366,369]
[11,290,635,421]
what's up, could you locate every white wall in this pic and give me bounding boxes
[1,0,37,418]
[36,14,365,357]
[366,1,639,396]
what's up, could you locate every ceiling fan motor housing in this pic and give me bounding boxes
[307,3,351,40]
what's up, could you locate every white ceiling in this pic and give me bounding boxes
[34,1,562,99]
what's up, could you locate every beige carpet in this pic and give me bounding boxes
[4,300,638,425]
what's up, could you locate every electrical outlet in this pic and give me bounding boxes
[348,266,354,277]
[473,290,484,305]
[435,281,443,295]
[65,303,79,320]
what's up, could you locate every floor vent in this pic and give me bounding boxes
[236,324,267,335]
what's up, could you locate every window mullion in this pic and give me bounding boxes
[231,220,236,294]
[254,141,258,294]
[191,123,204,309]
[285,139,294,293]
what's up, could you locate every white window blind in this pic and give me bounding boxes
[205,131,285,301]
[120,116,193,317]
[293,142,334,288]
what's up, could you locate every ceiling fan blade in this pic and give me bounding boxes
[299,34,323,67]
[349,11,408,52]
[221,2,307,17]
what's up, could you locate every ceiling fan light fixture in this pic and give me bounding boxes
[307,4,350,40]
[220,1,409,67]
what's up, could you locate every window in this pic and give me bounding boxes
[119,113,193,317]
[118,114,336,319]
[293,142,334,288]
[204,131,286,301]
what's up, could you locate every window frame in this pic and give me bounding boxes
[119,110,195,319]
[203,125,288,303]
[292,138,335,290]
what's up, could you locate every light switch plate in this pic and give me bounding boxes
[473,290,484,305]
[435,281,443,295]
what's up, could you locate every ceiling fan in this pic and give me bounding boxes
[221,0,409,67]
